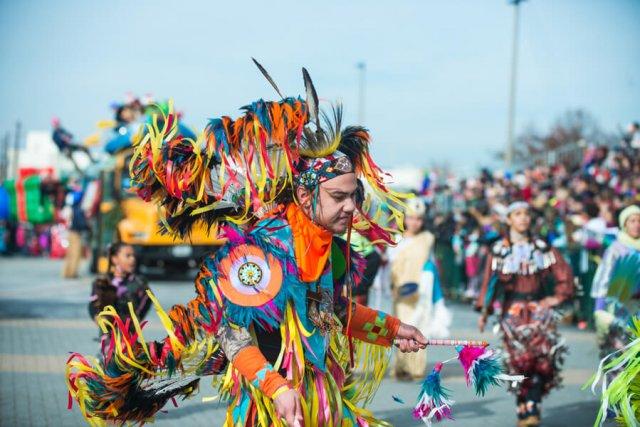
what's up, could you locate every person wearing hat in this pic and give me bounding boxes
[590,204,640,425]
[476,201,575,427]
[388,196,451,380]
[591,205,640,358]
[66,64,429,427]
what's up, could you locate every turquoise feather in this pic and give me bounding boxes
[607,254,640,303]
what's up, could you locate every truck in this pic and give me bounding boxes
[91,147,222,274]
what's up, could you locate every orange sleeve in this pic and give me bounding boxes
[344,303,400,347]
[231,346,290,398]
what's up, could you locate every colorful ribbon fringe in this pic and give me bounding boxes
[587,317,640,426]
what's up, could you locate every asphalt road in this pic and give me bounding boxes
[0,257,606,426]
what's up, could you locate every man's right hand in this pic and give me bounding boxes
[478,315,487,333]
[274,388,303,426]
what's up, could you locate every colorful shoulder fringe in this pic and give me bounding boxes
[587,316,640,426]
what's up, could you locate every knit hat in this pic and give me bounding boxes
[619,205,640,230]
[506,201,529,217]
[405,197,426,217]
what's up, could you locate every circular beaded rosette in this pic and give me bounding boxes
[237,262,263,286]
[217,244,283,307]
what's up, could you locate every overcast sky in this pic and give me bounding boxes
[1,0,638,174]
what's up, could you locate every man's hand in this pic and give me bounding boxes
[274,388,303,426]
[394,323,427,352]
[539,296,560,309]
[478,315,487,333]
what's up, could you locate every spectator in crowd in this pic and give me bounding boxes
[62,178,90,278]
[88,242,151,329]
[389,197,451,380]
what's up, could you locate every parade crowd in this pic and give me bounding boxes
[359,122,640,426]
[407,123,640,328]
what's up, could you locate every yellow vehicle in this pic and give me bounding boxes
[91,148,222,274]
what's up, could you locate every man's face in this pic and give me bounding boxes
[297,173,357,234]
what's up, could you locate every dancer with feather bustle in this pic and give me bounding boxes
[66,61,427,427]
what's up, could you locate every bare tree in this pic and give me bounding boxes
[499,109,616,168]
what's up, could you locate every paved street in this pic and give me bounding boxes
[0,257,605,426]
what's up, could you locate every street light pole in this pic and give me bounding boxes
[357,62,366,125]
[505,0,525,170]
[12,121,21,179]
[0,132,9,182]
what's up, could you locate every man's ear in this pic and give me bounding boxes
[296,186,311,207]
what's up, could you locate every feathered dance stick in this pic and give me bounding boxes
[457,345,525,396]
[427,339,489,347]
[410,343,525,425]
[413,362,454,426]
[395,338,488,348]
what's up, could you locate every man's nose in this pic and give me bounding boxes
[343,198,356,214]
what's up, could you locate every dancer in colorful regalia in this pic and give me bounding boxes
[476,201,574,427]
[591,205,640,358]
[587,205,640,426]
[65,62,428,427]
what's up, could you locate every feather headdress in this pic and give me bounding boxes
[130,60,407,240]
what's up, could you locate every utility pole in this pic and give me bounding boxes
[505,0,525,170]
[0,132,9,182]
[12,121,21,178]
[357,62,366,125]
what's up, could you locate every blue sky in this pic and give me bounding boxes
[0,0,638,174]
